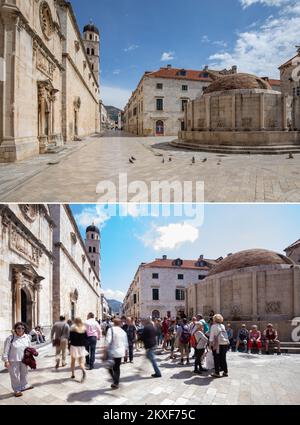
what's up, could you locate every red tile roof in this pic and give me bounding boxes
[146,68,213,82]
[142,258,216,270]
[269,79,281,86]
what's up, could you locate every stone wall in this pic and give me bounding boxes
[50,205,101,322]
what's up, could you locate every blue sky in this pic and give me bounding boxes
[71,0,300,108]
[70,203,300,302]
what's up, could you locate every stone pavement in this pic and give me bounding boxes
[1,342,300,405]
[1,133,300,202]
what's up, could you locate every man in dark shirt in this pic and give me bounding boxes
[122,317,136,363]
[141,318,162,378]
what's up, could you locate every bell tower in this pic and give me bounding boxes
[85,224,101,277]
[83,21,100,86]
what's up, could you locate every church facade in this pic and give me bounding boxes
[0,0,100,163]
[0,203,102,346]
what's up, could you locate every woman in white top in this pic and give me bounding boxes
[104,318,128,389]
[2,322,34,397]
[209,314,229,378]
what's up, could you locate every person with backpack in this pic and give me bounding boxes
[209,314,230,378]
[176,318,191,365]
[2,322,34,397]
[196,314,210,336]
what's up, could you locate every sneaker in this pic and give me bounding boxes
[223,372,229,377]
[55,360,60,369]
[277,352,282,356]
[71,375,75,379]
[180,359,184,365]
[151,373,162,378]
[15,392,23,397]
[22,386,34,392]
[111,384,119,389]
[200,368,208,372]
[62,363,67,367]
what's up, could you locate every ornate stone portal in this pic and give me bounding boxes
[12,264,44,330]
[37,80,59,153]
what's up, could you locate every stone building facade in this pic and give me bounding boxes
[279,47,300,130]
[123,256,216,319]
[284,239,300,264]
[123,66,237,137]
[185,249,300,341]
[0,0,100,162]
[49,205,101,323]
[0,204,54,345]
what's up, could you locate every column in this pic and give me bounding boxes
[282,95,288,131]
[14,271,22,323]
[252,272,258,320]
[191,100,195,131]
[205,96,211,131]
[214,279,221,313]
[231,95,236,130]
[259,93,265,130]
[0,6,18,162]
[293,266,300,318]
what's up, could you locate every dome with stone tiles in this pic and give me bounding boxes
[208,249,294,276]
[204,73,272,94]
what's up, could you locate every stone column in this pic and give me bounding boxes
[259,93,265,130]
[191,100,195,131]
[205,96,211,131]
[252,272,258,320]
[282,95,288,131]
[293,266,300,318]
[0,5,18,162]
[231,95,236,130]
[214,279,221,313]
[14,271,22,323]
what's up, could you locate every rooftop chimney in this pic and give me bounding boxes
[167,64,172,69]
[199,255,204,260]
[232,65,237,73]
[162,255,167,260]
[204,65,209,71]
[227,253,233,257]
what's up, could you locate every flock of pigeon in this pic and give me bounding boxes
[128,153,295,165]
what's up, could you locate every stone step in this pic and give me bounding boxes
[46,146,66,154]
[171,141,300,155]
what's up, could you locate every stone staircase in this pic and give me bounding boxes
[170,140,300,155]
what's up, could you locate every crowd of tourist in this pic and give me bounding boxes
[1,312,282,397]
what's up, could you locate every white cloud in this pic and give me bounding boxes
[240,0,288,8]
[101,85,132,109]
[74,205,112,230]
[140,222,199,251]
[113,69,120,75]
[124,44,139,52]
[201,35,210,43]
[161,51,175,61]
[103,289,125,302]
[209,1,300,78]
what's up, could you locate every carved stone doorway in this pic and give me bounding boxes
[37,80,59,153]
[12,264,44,329]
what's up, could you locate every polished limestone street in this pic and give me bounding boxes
[1,132,300,203]
[0,342,300,406]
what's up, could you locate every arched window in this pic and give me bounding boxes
[156,120,164,135]
[90,34,92,40]
[91,233,94,240]
[89,247,92,253]
[91,64,94,70]
[93,247,96,253]
[91,48,95,55]
[87,48,90,55]
[152,310,160,319]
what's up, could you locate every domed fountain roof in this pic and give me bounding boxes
[208,249,294,276]
[204,73,272,94]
